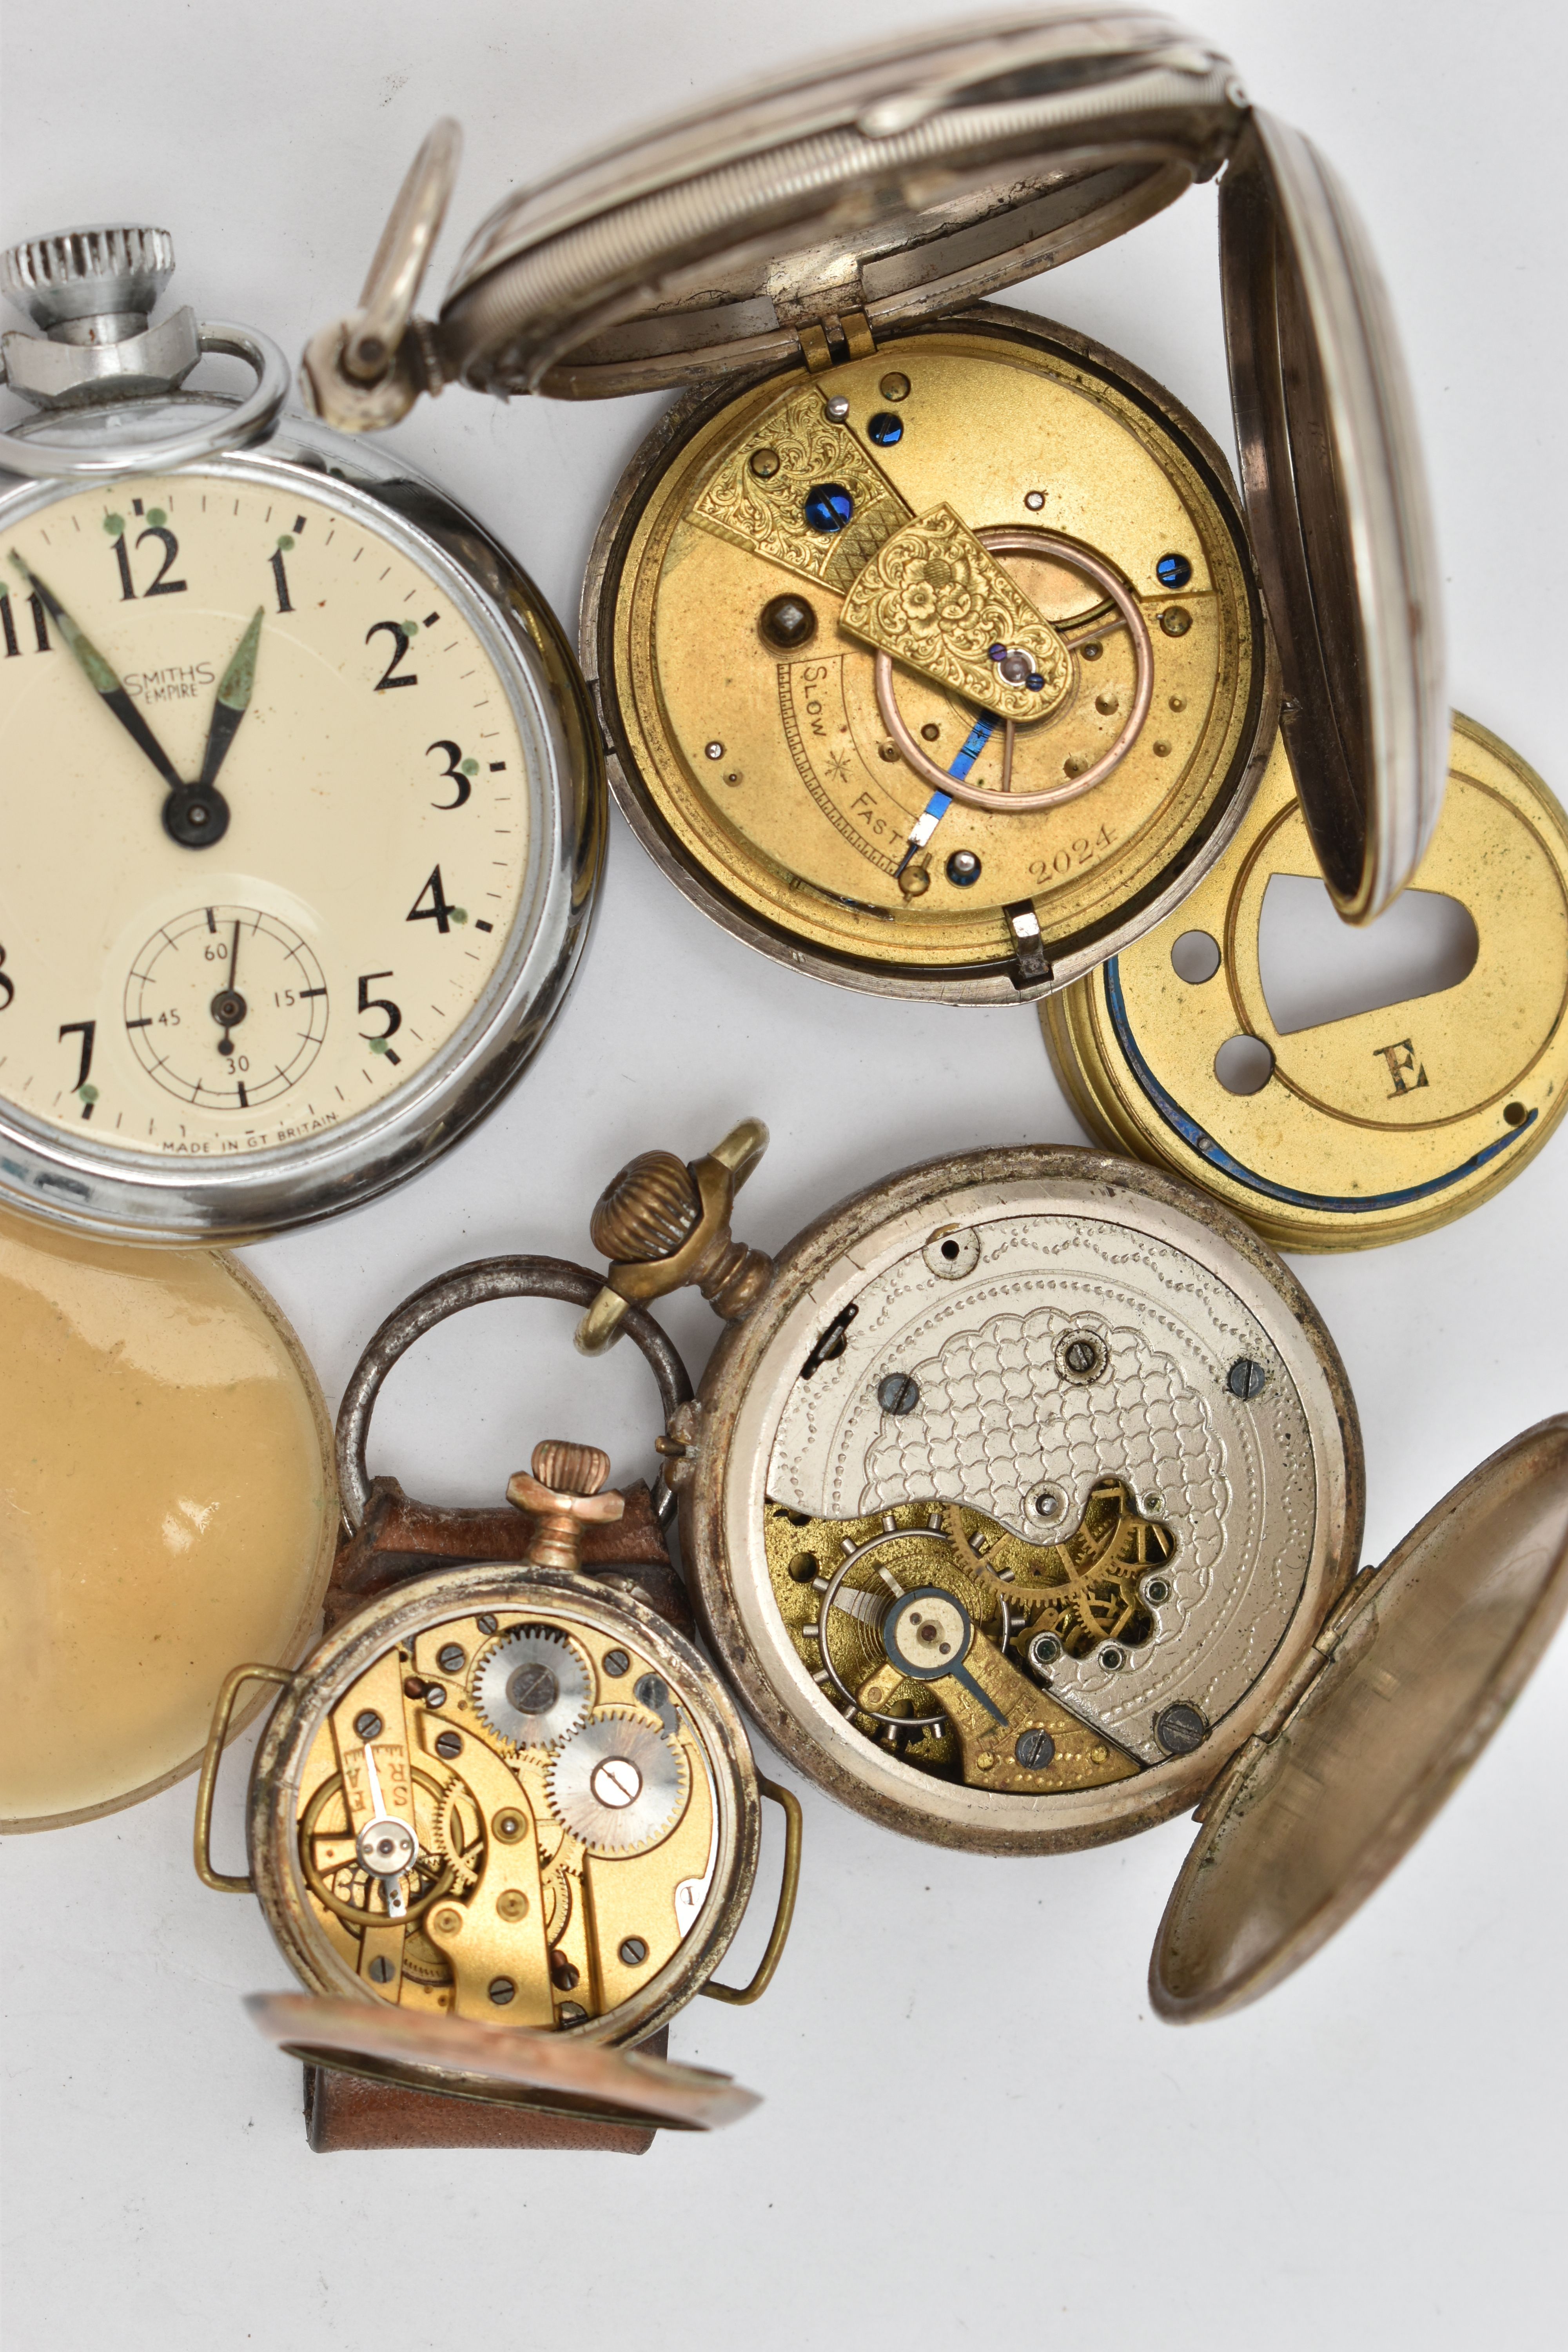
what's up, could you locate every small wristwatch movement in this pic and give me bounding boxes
[195,1256,799,2149]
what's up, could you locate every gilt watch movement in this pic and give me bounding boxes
[304,9,1444,1003]
[196,1256,799,2147]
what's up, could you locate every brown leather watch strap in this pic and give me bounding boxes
[306,1473,687,2153]
[323,1474,693,1637]
[304,2029,670,2153]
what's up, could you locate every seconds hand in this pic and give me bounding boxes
[212,919,247,1058]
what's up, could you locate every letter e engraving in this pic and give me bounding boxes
[1374,1037,1429,1098]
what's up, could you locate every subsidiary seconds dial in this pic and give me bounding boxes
[124,906,329,1111]
[0,466,534,1165]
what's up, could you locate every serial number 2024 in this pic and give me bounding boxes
[1031,825,1114,881]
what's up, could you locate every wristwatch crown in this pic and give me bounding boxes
[1,224,175,334]
[530,1439,611,1498]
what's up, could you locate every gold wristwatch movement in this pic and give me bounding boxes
[194,1256,799,2147]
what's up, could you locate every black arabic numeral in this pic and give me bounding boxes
[269,548,294,613]
[138,525,187,595]
[406,867,455,934]
[27,593,49,651]
[58,1021,95,1101]
[357,973,403,1038]
[114,534,136,600]
[426,740,472,810]
[0,945,13,1010]
[367,621,418,691]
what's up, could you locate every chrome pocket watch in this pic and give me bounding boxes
[577,1121,1568,2020]
[0,190,601,1243]
[305,9,1443,1005]
[195,1258,799,2147]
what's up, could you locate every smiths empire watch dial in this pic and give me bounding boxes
[0,222,599,1241]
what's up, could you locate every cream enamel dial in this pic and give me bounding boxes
[0,468,532,1165]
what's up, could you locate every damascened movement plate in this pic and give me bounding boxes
[591,312,1272,1003]
[1042,716,1568,1249]
[692,1150,1358,1851]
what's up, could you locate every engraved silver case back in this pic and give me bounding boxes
[0,399,601,1244]
[682,1147,1361,1853]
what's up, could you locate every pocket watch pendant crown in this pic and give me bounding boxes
[577,1119,773,1355]
[0,222,200,407]
[506,1437,623,1573]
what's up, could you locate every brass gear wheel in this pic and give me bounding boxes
[433,1775,485,1895]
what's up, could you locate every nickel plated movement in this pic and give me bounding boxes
[577,1121,1362,1855]
[303,10,1446,1004]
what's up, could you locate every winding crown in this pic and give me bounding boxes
[530,1439,610,1497]
[590,1149,702,1265]
[1,225,175,330]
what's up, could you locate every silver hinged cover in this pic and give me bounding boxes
[435,8,1243,397]
[1219,111,1447,923]
[1150,1417,1568,2023]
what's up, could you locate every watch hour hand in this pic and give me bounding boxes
[198,607,264,790]
[5,551,231,851]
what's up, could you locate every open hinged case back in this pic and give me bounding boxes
[1154,1416,1568,2019]
[573,1127,1568,2021]
[304,7,1445,1000]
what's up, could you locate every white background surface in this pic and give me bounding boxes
[3,3,1566,2345]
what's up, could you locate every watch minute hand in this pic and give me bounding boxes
[7,550,183,794]
[198,608,264,789]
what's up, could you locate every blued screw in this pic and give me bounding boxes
[1228,1357,1267,1400]
[1015,1728,1056,1769]
[878,1372,920,1415]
